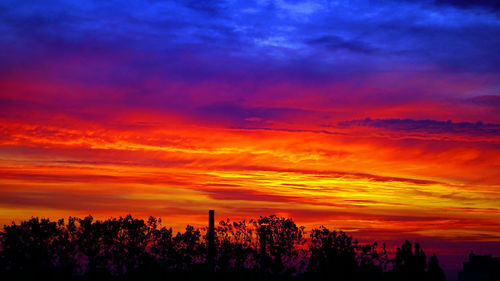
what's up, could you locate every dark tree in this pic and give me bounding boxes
[392,240,426,281]
[308,226,387,281]
[427,253,446,281]
[173,224,205,270]
[0,214,448,281]
[75,216,109,277]
[149,217,175,268]
[390,240,445,281]
[308,227,357,280]
[256,215,306,278]
[211,218,258,271]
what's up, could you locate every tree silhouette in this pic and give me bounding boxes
[308,226,387,281]
[256,215,306,278]
[211,218,258,271]
[75,216,109,277]
[0,214,447,281]
[427,253,446,281]
[390,240,446,281]
[0,218,62,279]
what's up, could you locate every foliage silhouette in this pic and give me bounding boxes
[388,240,445,281]
[257,215,306,278]
[307,226,388,281]
[0,214,446,281]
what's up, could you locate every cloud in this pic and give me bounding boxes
[203,187,300,203]
[307,35,378,54]
[2,0,500,82]
[0,170,190,186]
[466,95,500,107]
[179,0,227,15]
[211,164,445,186]
[0,188,157,213]
[195,102,317,126]
[432,0,500,12]
[338,118,500,137]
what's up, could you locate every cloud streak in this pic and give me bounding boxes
[338,118,500,137]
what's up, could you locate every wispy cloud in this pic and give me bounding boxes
[338,118,500,137]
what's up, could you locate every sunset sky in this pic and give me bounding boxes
[1,0,499,277]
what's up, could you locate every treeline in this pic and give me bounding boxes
[0,214,446,281]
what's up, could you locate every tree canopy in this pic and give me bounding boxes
[0,215,445,281]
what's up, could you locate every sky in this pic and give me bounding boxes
[1,0,500,278]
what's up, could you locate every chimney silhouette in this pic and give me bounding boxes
[259,223,268,281]
[208,210,215,274]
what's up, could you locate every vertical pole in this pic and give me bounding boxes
[208,210,215,274]
[259,224,267,281]
[259,225,266,267]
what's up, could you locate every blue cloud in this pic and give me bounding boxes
[338,118,500,136]
[0,0,499,80]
